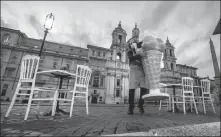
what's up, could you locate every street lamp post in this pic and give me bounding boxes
[39,13,55,57]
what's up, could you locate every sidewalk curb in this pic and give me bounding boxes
[103,122,220,136]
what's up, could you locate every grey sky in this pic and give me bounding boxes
[1,1,220,78]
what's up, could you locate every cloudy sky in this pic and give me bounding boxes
[1,1,220,79]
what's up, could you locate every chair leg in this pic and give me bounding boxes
[5,88,20,118]
[24,88,34,121]
[183,97,186,115]
[70,91,76,118]
[172,97,175,113]
[210,96,216,114]
[190,99,193,112]
[52,90,58,116]
[168,96,171,110]
[202,97,206,114]
[86,93,89,115]
[193,97,198,114]
[159,100,162,111]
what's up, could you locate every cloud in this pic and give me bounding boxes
[1,17,10,28]
[28,15,45,37]
[1,1,220,79]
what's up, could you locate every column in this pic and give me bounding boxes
[112,47,116,61]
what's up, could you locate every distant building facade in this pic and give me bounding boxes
[1,24,204,104]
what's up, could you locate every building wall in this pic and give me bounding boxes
[1,27,203,104]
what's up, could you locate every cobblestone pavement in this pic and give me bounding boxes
[1,103,220,136]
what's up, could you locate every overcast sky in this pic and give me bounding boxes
[1,1,220,79]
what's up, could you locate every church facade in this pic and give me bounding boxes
[1,23,200,104]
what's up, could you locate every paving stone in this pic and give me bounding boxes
[1,104,220,136]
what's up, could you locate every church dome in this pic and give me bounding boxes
[112,21,127,35]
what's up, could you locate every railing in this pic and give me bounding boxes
[105,60,129,70]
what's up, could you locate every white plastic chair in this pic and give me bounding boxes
[52,65,92,117]
[199,79,216,114]
[172,77,198,115]
[159,83,171,111]
[5,55,56,120]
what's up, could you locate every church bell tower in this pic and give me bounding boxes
[110,21,127,62]
[163,37,177,71]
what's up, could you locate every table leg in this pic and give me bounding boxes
[44,77,69,116]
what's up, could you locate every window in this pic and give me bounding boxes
[53,62,57,69]
[116,89,120,97]
[92,50,95,56]
[116,52,121,61]
[93,76,99,87]
[99,97,102,102]
[5,68,15,77]
[117,79,120,86]
[2,34,10,45]
[118,35,122,44]
[10,55,17,64]
[165,49,167,56]
[103,52,106,57]
[66,64,70,70]
[100,77,104,87]
[171,63,174,70]
[1,84,8,96]
[94,90,97,94]
[170,49,172,56]
[97,51,101,57]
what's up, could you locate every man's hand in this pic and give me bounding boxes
[136,49,147,58]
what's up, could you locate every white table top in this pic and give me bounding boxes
[37,69,76,78]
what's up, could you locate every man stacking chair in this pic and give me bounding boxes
[5,55,57,120]
[52,65,92,117]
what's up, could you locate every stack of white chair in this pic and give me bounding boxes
[172,77,198,115]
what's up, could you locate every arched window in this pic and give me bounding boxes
[116,52,121,61]
[171,63,174,70]
[2,34,10,45]
[170,49,172,56]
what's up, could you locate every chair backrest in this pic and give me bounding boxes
[74,65,92,88]
[200,79,210,94]
[20,54,40,81]
[182,77,194,94]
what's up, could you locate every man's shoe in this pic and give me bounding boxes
[138,105,145,114]
[127,106,134,115]
[127,110,133,115]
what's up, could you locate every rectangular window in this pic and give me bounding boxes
[170,49,172,56]
[100,77,104,87]
[92,50,95,56]
[103,52,106,57]
[5,68,15,77]
[118,35,122,44]
[116,89,120,97]
[117,79,120,86]
[66,64,70,70]
[53,62,57,69]
[1,84,9,96]
[93,77,99,87]
[10,55,18,64]
[97,51,101,57]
